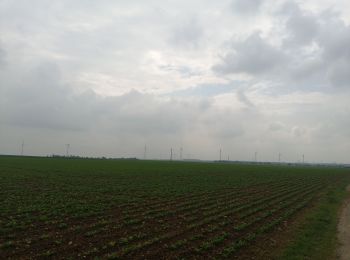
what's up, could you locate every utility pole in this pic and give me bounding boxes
[21,140,24,156]
[66,144,70,157]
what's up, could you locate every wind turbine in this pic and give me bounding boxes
[66,144,70,157]
[21,140,24,156]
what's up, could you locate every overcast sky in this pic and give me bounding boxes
[1,0,350,163]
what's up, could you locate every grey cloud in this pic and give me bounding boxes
[214,1,350,92]
[317,12,350,61]
[0,42,6,68]
[236,89,255,108]
[2,62,97,131]
[230,0,264,14]
[99,91,212,136]
[213,33,286,75]
[1,61,213,137]
[201,112,245,140]
[277,3,350,90]
[281,2,319,46]
[327,59,350,89]
[1,0,350,162]
[268,122,285,132]
[169,17,203,49]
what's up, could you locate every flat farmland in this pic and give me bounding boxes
[0,156,349,259]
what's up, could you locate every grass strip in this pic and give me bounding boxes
[279,180,349,260]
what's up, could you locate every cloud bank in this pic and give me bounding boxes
[0,0,350,163]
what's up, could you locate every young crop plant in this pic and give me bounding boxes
[1,156,349,259]
[168,239,188,250]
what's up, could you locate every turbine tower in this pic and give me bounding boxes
[66,144,70,157]
[170,148,173,161]
[21,140,24,156]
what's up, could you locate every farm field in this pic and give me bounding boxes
[0,156,349,259]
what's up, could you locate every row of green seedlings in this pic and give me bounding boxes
[100,181,322,259]
[164,182,323,257]
[191,184,322,256]
[0,202,108,243]
[18,180,321,259]
[61,181,295,243]
[65,181,306,259]
[219,193,316,258]
[1,184,156,234]
[0,177,311,242]
[179,180,313,223]
[2,213,126,258]
[119,178,308,221]
[103,180,309,246]
[153,180,308,221]
[121,184,270,220]
[0,178,290,245]
[5,183,324,259]
[120,179,307,229]
[18,180,323,258]
[189,191,317,259]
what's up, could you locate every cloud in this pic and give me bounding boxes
[169,17,204,49]
[0,41,6,68]
[236,89,255,108]
[213,33,286,75]
[230,0,264,14]
[281,1,319,46]
[213,1,350,93]
[1,0,350,162]
[279,3,350,90]
[1,62,97,131]
[0,61,213,137]
[168,83,237,97]
[326,59,350,89]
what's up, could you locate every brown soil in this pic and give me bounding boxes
[0,181,325,259]
[337,184,350,260]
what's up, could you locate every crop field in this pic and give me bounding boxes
[0,156,349,259]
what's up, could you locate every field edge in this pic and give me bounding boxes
[278,181,350,260]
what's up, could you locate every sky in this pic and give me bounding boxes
[1,0,350,163]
